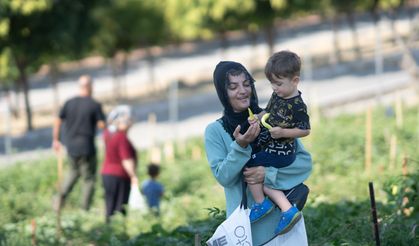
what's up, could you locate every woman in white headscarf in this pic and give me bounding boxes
[101,105,138,222]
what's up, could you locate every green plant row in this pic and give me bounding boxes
[0,105,418,245]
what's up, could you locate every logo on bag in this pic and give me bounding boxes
[234,225,251,246]
[207,205,253,246]
[207,225,251,246]
[207,235,227,246]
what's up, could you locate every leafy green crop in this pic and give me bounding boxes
[0,105,418,245]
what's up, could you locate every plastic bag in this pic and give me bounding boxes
[263,215,308,246]
[128,186,146,210]
[207,204,253,246]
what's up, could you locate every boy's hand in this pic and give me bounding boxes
[269,127,310,139]
[269,126,285,139]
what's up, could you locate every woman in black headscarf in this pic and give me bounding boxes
[204,61,312,245]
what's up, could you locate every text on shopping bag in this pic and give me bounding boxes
[207,224,252,246]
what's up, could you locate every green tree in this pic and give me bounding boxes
[316,0,342,64]
[0,0,100,131]
[93,1,167,98]
[244,0,315,58]
[200,0,254,56]
[0,0,53,131]
[331,0,366,60]
[0,48,19,119]
[39,0,101,113]
[164,0,208,42]
[0,49,17,91]
[163,0,253,54]
[380,0,406,44]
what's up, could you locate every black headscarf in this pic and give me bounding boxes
[213,61,262,139]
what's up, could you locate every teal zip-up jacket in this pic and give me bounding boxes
[204,120,312,245]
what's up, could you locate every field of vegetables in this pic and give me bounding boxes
[0,105,418,245]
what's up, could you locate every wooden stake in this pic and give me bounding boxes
[57,149,63,191]
[401,154,411,216]
[150,147,161,164]
[56,149,63,237]
[31,219,36,246]
[148,113,157,163]
[395,93,403,129]
[369,182,381,246]
[164,141,175,162]
[191,146,202,160]
[148,113,157,147]
[389,135,397,170]
[305,88,318,150]
[309,88,320,128]
[194,234,201,246]
[365,107,372,174]
[402,155,408,176]
[56,209,62,237]
[176,139,186,156]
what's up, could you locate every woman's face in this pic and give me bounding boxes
[117,116,133,131]
[227,72,252,113]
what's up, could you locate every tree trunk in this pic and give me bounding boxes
[16,61,33,131]
[246,30,259,72]
[346,12,362,60]
[145,48,156,92]
[110,57,120,102]
[12,82,20,118]
[370,1,383,76]
[4,88,13,154]
[50,61,60,115]
[219,30,229,59]
[389,1,405,44]
[369,0,380,24]
[405,0,415,31]
[120,52,128,98]
[264,23,275,57]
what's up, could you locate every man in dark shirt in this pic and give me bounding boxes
[52,75,105,211]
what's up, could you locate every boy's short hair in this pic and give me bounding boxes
[265,50,301,81]
[148,163,160,178]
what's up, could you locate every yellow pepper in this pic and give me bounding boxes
[261,113,272,130]
[248,108,256,120]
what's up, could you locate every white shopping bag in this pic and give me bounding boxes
[207,204,253,246]
[128,186,146,210]
[263,215,308,246]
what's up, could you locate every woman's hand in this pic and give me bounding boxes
[233,120,260,148]
[243,166,265,184]
[248,116,259,125]
[131,176,139,186]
